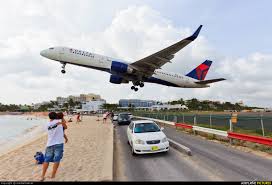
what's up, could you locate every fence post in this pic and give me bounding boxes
[229,119,233,145]
[193,115,196,135]
[209,113,212,128]
[194,115,197,125]
[260,114,265,137]
[174,116,177,123]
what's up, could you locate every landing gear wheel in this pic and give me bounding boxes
[139,83,144,88]
[61,63,66,74]
[134,88,138,92]
[131,86,135,90]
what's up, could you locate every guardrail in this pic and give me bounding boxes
[228,132,272,146]
[135,116,175,126]
[175,123,193,129]
[193,126,228,137]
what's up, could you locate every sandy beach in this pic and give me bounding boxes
[0,116,113,181]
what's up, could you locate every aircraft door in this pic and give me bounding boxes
[59,47,65,61]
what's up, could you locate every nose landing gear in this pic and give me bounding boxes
[61,63,66,74]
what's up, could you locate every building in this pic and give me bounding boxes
[237,100,244,107]
[150,104,188,111]
[56,97,68,106]
[252,109,265,112]
[56,93,101,106]
[79,93,101,102]
[119,99,157,108]
[32,101,51,110]
[81,99,106,112]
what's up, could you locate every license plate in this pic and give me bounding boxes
[151,146,159,151]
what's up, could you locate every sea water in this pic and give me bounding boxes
[0,115,48,155]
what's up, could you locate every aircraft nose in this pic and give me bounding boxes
[40,49,47,57]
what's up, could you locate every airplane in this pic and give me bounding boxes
[40,25,225,91]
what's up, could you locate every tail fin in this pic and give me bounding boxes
[186,60,212,80]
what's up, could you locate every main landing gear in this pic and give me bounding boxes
[61,63,66,74]
[131,86,138,91]
[131,81,144,91]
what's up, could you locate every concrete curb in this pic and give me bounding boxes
[168,138,192,156]
[101,123,114,181]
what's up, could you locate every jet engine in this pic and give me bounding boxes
[111,61,133,74]
[109,75,129,84]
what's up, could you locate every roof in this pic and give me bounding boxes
[132,120,155,124]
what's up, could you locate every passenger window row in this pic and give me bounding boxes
[156,71,182,79]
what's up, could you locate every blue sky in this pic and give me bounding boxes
[130,0,272,57]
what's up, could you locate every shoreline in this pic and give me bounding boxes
[0,116,113,181]
[0,115,48,157]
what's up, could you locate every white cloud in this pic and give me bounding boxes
[0,2,271,108]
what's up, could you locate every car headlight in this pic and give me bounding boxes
[135,139,145,145]
[162,137,168,143]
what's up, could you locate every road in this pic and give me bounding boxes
[113,123,272,181]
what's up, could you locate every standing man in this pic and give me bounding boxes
[102,112,108,123]
[76,112,81,124]
[41,112,67,181]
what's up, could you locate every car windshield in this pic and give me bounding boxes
[134,123,161,133]
[119,114,129,119]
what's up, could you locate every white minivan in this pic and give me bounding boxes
[127,120,169,155]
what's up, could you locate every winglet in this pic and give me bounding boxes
[187,25,203,41]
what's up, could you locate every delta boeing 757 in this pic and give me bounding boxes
[40,25,225,91]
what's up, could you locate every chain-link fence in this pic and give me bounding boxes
[133,112,272,138]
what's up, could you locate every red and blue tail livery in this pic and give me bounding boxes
[186,60,212,80]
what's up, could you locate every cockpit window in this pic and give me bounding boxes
[49,47,54,50]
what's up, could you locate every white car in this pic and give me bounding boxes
[113,115,118,121]
[127,120,169,155]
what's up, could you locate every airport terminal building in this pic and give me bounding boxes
[119,99,157,108]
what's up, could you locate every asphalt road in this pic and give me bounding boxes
[163,127,272,181]
[113,122,272,181]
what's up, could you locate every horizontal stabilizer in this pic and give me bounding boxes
[195,78,226,84]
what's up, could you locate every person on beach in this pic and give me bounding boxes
[41,112,67,181]
[57,112,68,144]
[76,113,81,124]
[102,112,108,123]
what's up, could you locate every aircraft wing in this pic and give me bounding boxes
[130,25,203,77]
